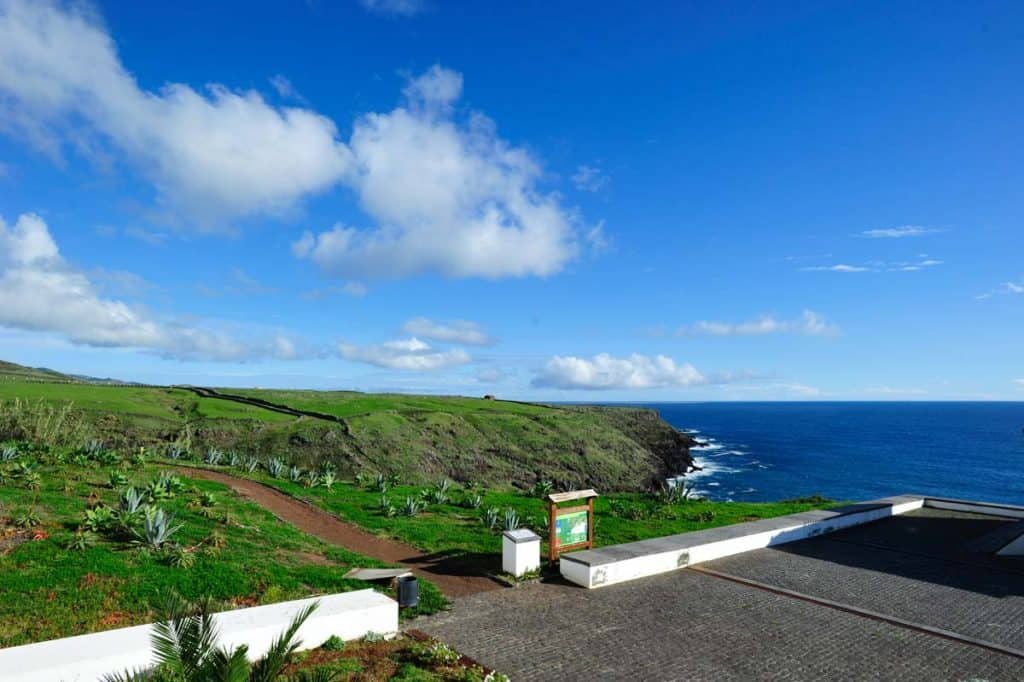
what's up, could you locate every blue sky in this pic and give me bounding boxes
[0,0,1021,400]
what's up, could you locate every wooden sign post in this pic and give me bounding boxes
[546,489,598,562]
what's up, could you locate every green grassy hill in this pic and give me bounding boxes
[0,361,694,491]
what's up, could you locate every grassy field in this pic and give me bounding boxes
[0,443,444,648]
[175,459,829,570]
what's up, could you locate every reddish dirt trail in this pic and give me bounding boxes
[181,467,501,598]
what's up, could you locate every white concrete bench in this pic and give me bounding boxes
[0,589,397,682]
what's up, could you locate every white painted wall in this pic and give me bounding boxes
[0,589,397,682]
[562,498,925,589]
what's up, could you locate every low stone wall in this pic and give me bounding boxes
[1,589,397,682]
[561,495,925,589]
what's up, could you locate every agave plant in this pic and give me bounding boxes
[386,472,400,487]
[402,496,424,517]
[102,595,318,682]
[267,458,286,478]
[378,495,396,517]
[165,446,186,461]
[204,448,223,466]
[464,494,483,510]
[319,471,336,490]
[503,508,520,531]
[482,507,501,530]
[65,530,96,551]
[228,452,241,468]
[135,507,183,548]
[436,478,451,494]
[302,472,320,489]
[424,488,449,505]
[0,445,18,462]
[109,471,130,488]
[22,470,41,491]
[244,457,260,473]
[120,487,148,514]
[373,473,388,492]
[288,466,304,483]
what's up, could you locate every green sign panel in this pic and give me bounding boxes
[555,510,588,547]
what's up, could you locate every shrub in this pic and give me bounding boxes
[83,506,115,532]
[532,479,554,498]
[108,471,129,488]
[65,530,95,551]
[413,641,460,666]
[14,507,42,528]
[321,635,345,652]
[163,546,196,569]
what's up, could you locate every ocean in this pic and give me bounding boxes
[637,402,1024,505]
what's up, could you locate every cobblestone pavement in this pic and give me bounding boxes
[411,567,1024,681]
[705,531,1024,649]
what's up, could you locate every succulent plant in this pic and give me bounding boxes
[374,473,389,492]
[203,448,223,466]
[288,465,304,483]
[135,507,182,548]
[83,506,114,532]
[402,496,425,517]
[244,457,260,473]
[319,471,336,490]
[0,445,18,462]
[482,507,501,530]
[503,508,520,531]
[267,458,286,478]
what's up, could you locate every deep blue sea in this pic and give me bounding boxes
[635,402,1024,505]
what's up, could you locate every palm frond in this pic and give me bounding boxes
[150,594,221,678]
[248,602,318,682]
[205,644,252,682]
[99,667,156,682]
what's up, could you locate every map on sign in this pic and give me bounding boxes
[555,510,588,547]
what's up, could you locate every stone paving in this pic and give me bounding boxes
[412,509,1024,680]
[412,568,1024,681]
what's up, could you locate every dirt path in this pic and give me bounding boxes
[181,467,501,598]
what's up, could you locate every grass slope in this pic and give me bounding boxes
[0,362,695,491]
[0,446,444,647]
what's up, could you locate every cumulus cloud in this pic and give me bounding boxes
[401,317,494,346]
[0,213,306,361]
[532,353,706,390]
[678,310,838,337]
[0,0,351,223]
[360,0,425,17]
[293,65,581,279]
[337,336,470,370]
[859,226,938,239]
[572,164,609,192]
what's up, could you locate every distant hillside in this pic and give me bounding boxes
[0,361,695,491]
[0,360,131,385]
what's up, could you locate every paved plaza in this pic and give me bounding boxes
[412,509,1024,681]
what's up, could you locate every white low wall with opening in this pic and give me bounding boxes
[0,589,397,682]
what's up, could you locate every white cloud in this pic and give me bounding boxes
[293,65,581,279]
[1015,379,1024,388]
[268,74,304,102]
[0,213,305,361]
[360,0,425,17]
[802,257,942,273]
[401,317,494,346]
[977,280,1024,300]
[859,226,938,239]
[679,310,838,337]
[0,1,351,223]
[532,353,706,390]
[802,264,870,273]
[572,164,609,192]
[337,336,470,370]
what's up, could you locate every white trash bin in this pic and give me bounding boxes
[502,528,541,577]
